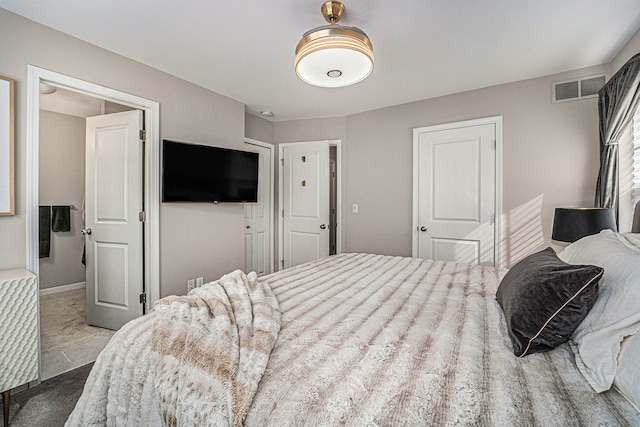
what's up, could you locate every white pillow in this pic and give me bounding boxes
[622,232,640,249]
[558,230,640,392]
[614,332,640,411]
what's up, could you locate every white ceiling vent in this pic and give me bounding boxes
[552,75,606,103]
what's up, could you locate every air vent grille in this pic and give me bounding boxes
[552,75,606,103]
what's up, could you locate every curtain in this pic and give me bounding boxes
[595,53,640,216]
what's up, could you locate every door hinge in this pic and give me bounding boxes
[139,293,147,304]
[139,211,146,222]
[281,260,285,267]
[139,129,146,141]
[280,158,284,167]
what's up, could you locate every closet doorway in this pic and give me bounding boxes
[278,140,341,270]
[412,116,503,267]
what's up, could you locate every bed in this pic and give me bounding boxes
[67,234,640,426]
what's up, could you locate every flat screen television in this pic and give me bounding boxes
[162,139,259,203]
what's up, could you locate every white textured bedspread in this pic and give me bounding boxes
[245,253,640,426]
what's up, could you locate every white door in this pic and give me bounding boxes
[413,118,500,266]
[85,110,144,330]
[244,142,272,275]
[282,141,330,268]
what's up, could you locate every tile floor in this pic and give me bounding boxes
[39,288,115,380]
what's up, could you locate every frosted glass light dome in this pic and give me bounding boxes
[295,2,374,88]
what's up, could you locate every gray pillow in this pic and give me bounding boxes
[496,247,603,357]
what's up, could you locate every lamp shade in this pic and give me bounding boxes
[552,208,618,243]
[295,1,374,88]
[295,25,374,87]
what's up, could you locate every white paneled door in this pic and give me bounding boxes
[413,118,501,266]
[244,142,272,275]
[85,110,144,330]
[282,141,331,268]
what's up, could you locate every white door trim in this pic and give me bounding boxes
[278,139,342,271]
[412,116,503,267]
[245,137,275,274]
[26,65,161,310]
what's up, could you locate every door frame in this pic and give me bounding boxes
[411,116,503,267]
[26,66,161,315]
[278,140,342,271]
[244,138,275,274]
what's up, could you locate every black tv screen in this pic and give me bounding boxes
[162,140,259,203]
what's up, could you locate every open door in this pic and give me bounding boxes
[85,110,144,330]
[244,141,273,275]
[282,141,331,268]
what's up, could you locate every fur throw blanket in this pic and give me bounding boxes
[66,270,281,426]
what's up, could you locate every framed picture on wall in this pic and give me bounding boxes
[0,76,14,216]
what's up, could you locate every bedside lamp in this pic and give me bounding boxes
[552,207,618,243]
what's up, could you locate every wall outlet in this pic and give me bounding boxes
[196,277,204,287]
[187,279,195,292]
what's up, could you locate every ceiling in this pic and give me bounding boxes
[39,85,104,118]
[2,0,640,122]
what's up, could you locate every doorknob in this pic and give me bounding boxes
[320,224,327,230]
[246,225,251,229]
[81,228,92,235]
[420,226,427,232]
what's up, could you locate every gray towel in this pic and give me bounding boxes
[52,205,71,232]
[39,206,51,258]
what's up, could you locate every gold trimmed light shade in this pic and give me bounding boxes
[295,1,374,88]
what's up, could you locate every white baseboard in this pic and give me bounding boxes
[40,281,86,296]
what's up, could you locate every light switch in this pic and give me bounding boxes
[352,204,359,214]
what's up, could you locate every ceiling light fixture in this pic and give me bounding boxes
[39,83,57,95]
[295,1,374,88]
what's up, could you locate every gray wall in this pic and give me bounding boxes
[344,69,605,266]
[273,117,346,143]
[268,67,611,267]
[245,113,273,144]
[2,7,638,299]
[38,110,86,290]
[611,27,640,74]
[0,9,245,298]
[260,27,640,268]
